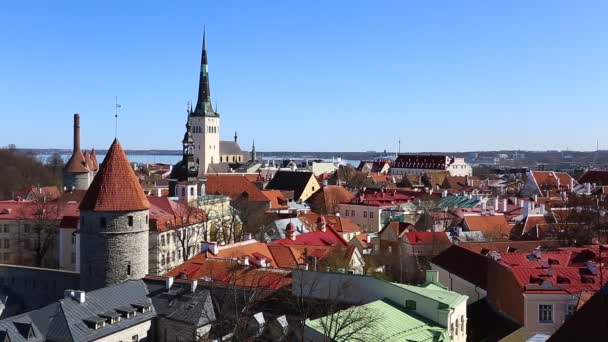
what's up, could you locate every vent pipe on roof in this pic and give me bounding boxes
[165,277,174,290]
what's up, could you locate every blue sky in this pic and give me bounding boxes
[0,1,607,152]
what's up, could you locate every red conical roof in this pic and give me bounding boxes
[80,139,150,212]
[64,149,89,173]
[90,148,99,170]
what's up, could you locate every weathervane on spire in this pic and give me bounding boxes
[114,96,122,138]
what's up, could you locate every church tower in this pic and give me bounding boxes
[79,139,150,291]
[189,28,220,175]
[169,110,199,197]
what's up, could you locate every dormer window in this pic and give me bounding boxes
[99,311,121,325]
[115,306,137,319]
[83,316,106,330]
[132,303,152,314]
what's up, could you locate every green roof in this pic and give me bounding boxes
[393,282,468,310]
[305,299,448,342]
[438,195,480,209]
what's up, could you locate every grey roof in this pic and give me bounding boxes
[219,141,245,156]
[266,171,315,200]
[47,280,154,342]
[0,279,216,342]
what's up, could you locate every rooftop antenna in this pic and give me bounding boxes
[114,96,122,138]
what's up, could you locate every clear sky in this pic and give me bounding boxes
[1,1,607,152]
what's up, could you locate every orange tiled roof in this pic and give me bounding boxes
[299,213,361,233]
[464,215,512,237]
[261,190,288,209]
[205,174,269,202]
[64,149,89,173]
[80,139,150,212]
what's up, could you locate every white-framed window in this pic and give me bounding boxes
[539,304,553,323]
[369,212,374,219]
[363,212,367,218]
[351,210,355,217]
[345,210,349,217]
[388,246,393,254]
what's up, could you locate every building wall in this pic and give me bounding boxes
[96,320,153,342]
[156,316,211,342]
[487,259,525,323]
[430,264,487,304]
[58,227,78,271]
[190,115,220,175]
[310,162,338,177]
[299,176,321,202]
[448,158,473,177]
[80,209,149,291]
[0,219,61,267]
[338,203,382,232]
[63,171,91,191]
[0,264,79,318]
[523,293,578,340]
[219,154,244,163]
[149,222,205,275]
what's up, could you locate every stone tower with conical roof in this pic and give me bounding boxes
[63,113,91,190]
[189,28,220,175]
[79,138,151,291]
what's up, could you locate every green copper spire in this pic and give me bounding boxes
[193,26,217,117]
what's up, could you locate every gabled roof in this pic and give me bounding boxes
[205,174,269,202]
[463,215,511,237]
[260,190,287,209]
[298,213,361,233]
[266,171,316,200]
[431,244,489,289]
[306,185,354,213]
[79,139,150,212]
[578,170,608,185]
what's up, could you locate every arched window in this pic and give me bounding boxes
[190,187,194,196]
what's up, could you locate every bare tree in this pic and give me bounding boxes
[336,165,367,190]
[16,199,63,267]
[174,200,206,262]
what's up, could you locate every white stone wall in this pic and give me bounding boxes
[190,115,220,175]
[95,320,153,342]
[337,203,382,232]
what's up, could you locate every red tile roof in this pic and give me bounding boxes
[307,185,355,212]
[64,149,89,173]
[497,246,608,295]
[299,213,361,233]
[165,257,291,290]
[403,231,451,246]
[261,190,288,209]
[578,170,608,185]
[344,190,413,207]
[0,200,80,221]
[205,174,269,202]
[269,225,348,247]
[147,196,206,232]
[80,139,150,212]
[90,148,99,171]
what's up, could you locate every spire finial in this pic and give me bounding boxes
[203,25,206,50]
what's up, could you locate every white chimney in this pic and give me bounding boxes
[366,235,371,243]
[64,290,86,303]
[503,198,508,212]
[191,279,198,293]
[533,247,541,259]
[242,257,250,266]
[243,233,253,241]
[494,198,499,211]
[540,204,546,215]
[534,194,538,202]
[165,276,174,289]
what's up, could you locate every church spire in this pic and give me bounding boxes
[251,139,257,161]
[194,26,217,117]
